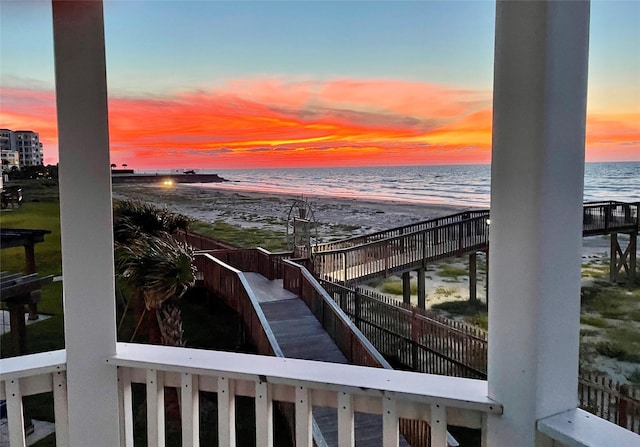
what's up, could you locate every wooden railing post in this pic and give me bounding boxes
[411,308,419,370]
[343,252,348,285]
[354,289,362,330]
[619,384,629,429]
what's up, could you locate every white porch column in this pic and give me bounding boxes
[52,1,120,445]
[487,1,590,445]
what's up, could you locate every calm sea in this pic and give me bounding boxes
[152,162,640,209]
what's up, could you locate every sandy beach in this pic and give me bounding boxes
[112,183,611,307]
[112,183,470,241]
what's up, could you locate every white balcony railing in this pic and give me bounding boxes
[0,350,68,447]
[2,345,639,447]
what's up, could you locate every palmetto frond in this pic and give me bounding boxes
[113,199,192,244]
[115,236,196,310]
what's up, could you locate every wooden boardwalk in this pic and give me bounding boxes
[243,273,410,447]
[313,201,639,285]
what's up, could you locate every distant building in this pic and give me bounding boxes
[1,150,20,172]
[0,129,20,172]
[15,130,44,166]
[0,128,17,151]
[0,128,44,168]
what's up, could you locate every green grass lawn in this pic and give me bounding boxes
[190,219,288,251]
[0,201,62,278]
[1,201,65,359]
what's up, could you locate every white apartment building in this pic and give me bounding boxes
[15,130,44,166]
[1,150,20,172]
[0,129,20,171]
[0,128,44,167]
[0,128,17,151]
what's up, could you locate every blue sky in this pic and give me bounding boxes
[1,1,638,168]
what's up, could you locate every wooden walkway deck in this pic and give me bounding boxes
[243,273,410,447]
[313,201,639,285]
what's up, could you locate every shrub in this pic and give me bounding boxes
[627,368,640,385]
[580,315,609,328]
[432,299,487,316]
[595,341,627,359]
[437,264,468,279]
[380,278,417,295]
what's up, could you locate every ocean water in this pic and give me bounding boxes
[154,162,640,209]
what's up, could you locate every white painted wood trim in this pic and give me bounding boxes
[0,350,66,380]
[337,392,355,447]
[255,381,273,447]
[5,378,26,447]
[118,367,134,447]
[537,408,640,447]
[295,386,312,447]
[430,403,447,447]
[382,397,399,447]
[217,377,236,446]
[110,343,500,414]
[147,369,165,447]
[53,371,70,447]
[52,1,120,444]
[181,373,200,447]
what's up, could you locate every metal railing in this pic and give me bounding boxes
[313,214,490,285]
[582,201,639,236]
[281,260,390,369]
[312,202,638,286]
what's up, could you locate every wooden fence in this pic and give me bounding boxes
[193,253,282,357]
[579,370,640,433]
[322,280,640,434]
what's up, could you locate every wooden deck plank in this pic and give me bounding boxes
[247,279,409,446]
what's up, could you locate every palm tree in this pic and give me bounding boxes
[115,236,195,346]
[113,199,191,244]
[113,200,194,345]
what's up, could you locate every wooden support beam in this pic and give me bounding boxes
[485,249,489,304]
[402,272,411,305]
[416,267,426,309]
[469,252,478,303]
[610,232,638,286]
[630,233,637,287]
[7,301,27,355]
[610,232,618,283]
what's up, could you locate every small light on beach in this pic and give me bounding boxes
[486,219,491,226]
[162,179,174,187]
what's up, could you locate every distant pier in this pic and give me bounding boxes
[111,171,227,184]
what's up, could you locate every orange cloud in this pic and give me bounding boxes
[1,78,638,169]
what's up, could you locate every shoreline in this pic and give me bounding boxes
[112,183,473,240]
[111,182,610,255]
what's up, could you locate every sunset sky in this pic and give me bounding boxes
[1,1,639,169]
